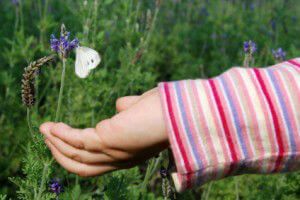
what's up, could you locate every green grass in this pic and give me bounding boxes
[1,0,300,199]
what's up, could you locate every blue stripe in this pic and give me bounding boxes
[174,82,203,168]
[267,69,296,152]
[219,76,249,158]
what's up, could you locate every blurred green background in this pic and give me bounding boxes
[1,0,300,199]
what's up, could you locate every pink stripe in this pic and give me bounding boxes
[209,79,238,175]
[214,78,244,159]
[248,70,278,172]
[253,69,285,172]
[287,59,300,68]
[159,84,184,171]
[202,81,232,177]
[191,81,219,174]
[279,66,300,136]
[259,70,290,153]
[168,83,195,172]
[273,69,299,150]
[179,81,209,167]
[224,72,255,158]
[163,83,192,176]
[277,67,300,150]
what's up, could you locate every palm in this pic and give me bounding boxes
[40,88,169,177]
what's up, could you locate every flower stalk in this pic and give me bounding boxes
[55,58,66,122]
[26,108,34,137]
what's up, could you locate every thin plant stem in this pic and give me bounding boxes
[235,178,240,200]
[141,159,154,191]
[204,182,213,200]
[36,162,49,200]
[14,6,19,31]
[19,0,24,32]
[55,58,66,122]
[26,108,34,137]
[141,155,161,191]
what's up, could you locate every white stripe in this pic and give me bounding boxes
[183,81,209,166]
[227,69,256,158]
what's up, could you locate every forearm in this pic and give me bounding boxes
[159,58,300,192]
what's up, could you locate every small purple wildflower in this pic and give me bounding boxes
[243,40,257,54]
[272,48,286,61]
[243,40,257,67]
[11,0,19,6]
[49,178,63,195]
[250,3,255,11]
[50,25,79,58]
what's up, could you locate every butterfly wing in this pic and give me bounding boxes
[75,47,90,78]
[75,46,101,78]
[79,46,101,70]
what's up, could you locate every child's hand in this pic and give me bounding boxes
[39,88,169,177]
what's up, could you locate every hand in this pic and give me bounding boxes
[39,88,169,177]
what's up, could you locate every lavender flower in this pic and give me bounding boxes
[49,178,63,195]
[243,40,257,54]
[272,48,286,62]
[243,40,257,67]
[50,24,79,58]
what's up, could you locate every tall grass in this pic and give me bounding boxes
[1,0,300,199]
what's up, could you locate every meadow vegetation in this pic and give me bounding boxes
[1,0,300,199]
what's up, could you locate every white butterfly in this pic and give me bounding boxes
[75,46,101,78]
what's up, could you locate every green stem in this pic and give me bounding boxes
[19,0,24,32]
[36,163,49,200]
[235,178,240,200]
[26,108,34,137]
[55,58,66,122]
[141,155,161,191]
[204,182,213,200]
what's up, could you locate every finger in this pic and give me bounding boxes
[45,139,117,177]
[41,122,103,151]
[116,96,140,112]
[116,88,158,112]
[45,133,115,164]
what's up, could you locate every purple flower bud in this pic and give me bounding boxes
[49,178,63,195]
[272,48,286,61]
[243,40,257,54]
[68,38,79,51]
[50,28,79,57]
[50,34,60,53]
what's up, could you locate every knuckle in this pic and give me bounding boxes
[76,136,85,149]
[95,118,121,150]
[70,151,82,163]
[95,119,115,135]
[95,120,112,148]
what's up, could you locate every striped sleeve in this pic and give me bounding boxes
[158,58,300,192]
